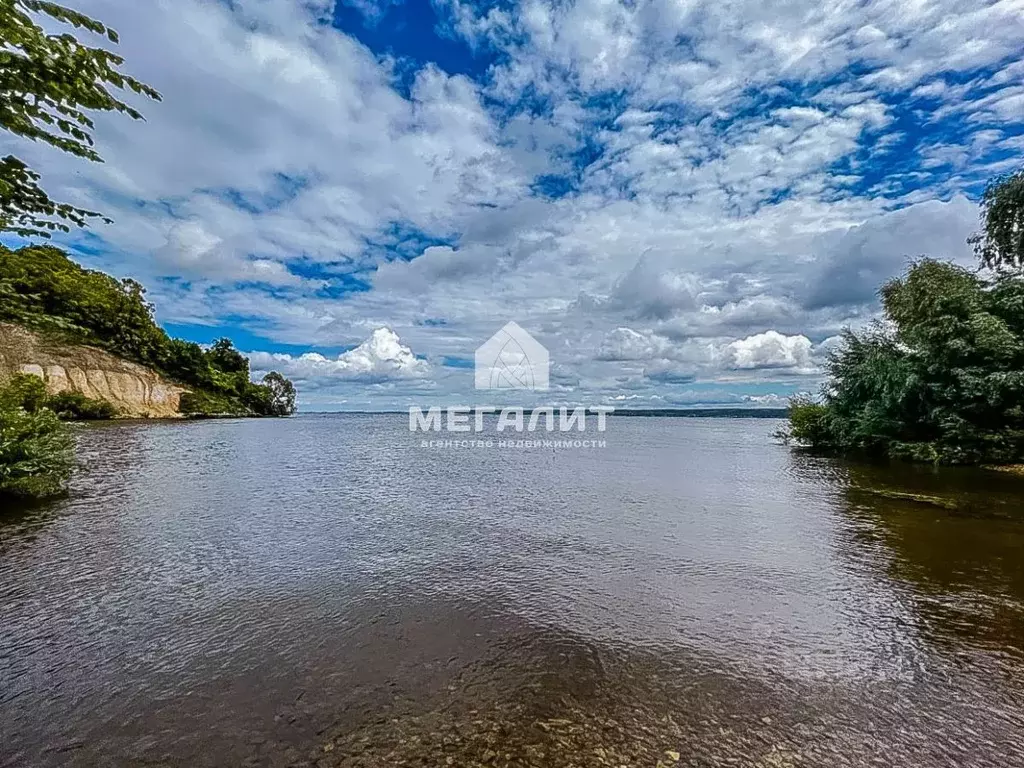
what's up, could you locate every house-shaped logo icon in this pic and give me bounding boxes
[475,321,549,391]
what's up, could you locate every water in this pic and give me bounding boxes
[1,415,1023,767]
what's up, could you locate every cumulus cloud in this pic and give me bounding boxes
[248,328,429,383]
[721,331,817,374]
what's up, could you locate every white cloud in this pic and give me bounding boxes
[722,331,817,373]
[802,195,978,309]
[605,256,701,320]
[154,220,307,287]
[16,0,527,274]
[373,245,498,291]
[596,327,670,361]
[248,327,429,382]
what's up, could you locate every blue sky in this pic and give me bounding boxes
[3,0,1023,409]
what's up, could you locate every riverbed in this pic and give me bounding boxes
[2,415,1023,766]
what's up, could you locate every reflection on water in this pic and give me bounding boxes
[839,461,1024,662]
[1,415,1023,767]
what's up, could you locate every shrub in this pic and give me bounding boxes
[0,382,74,500]
[783,399,835,449]
[0,372,48,413]
[178,390,243,417]
[45,392,118,420]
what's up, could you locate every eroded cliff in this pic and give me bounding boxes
[0,323,185,417]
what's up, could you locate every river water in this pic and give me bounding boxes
[1,415,1023,767]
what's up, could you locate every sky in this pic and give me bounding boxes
[3,0,1024,410]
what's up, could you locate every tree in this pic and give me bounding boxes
[207,338,250,375]
[160,338,213,388]
[970,169,1024,272]
[0,1,161,238]
[783,260,1024,464]
[783,169,1024,465]
[261,372,297,416]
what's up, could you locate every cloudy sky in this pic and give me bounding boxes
[5,0,1024,409]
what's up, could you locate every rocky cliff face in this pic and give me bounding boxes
[0,323,185,417]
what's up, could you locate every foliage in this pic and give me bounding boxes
[0,375,74,499]
[207,338,250,375]
[785,260,1024,464]
[261,371,297,416]
[970,169,1024,272]
[780,398,834,449]
[0,0,161,238]
[0,372,117,420]
[45,391,117,420]
[178,389,245,418]
[0,371,48,413]
[0,244,296,417]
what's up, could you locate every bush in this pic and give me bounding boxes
[0,382,74,500]
[178,390,243,417]
[0,372,48,413]
[0,373,118,420]
[782,399,835,449]
[45,391,118,420]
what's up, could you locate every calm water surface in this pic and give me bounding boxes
[1,415,1023,767]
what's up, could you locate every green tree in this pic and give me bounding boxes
[261,371,297,416]
[207,338,249,375]
[784,260,1024,464]
[0,0,161,238]
[784,170,1024,465]
[970,169,1024,272]
[160,338,213,388]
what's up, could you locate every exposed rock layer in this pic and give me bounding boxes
[0,322,184,417]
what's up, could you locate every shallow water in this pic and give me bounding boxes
[1,415,1023,767]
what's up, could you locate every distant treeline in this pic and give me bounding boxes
[0,244,295,417]
[611,408,787,419]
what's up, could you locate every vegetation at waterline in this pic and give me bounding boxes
[783,170,1024,466]
[1,372,116,420]
[0,244,297,417]
[0,375,74,500]
[1,0,160,238]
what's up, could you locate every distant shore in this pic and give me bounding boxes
[608,408,786,418]
[300,408,787,418]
